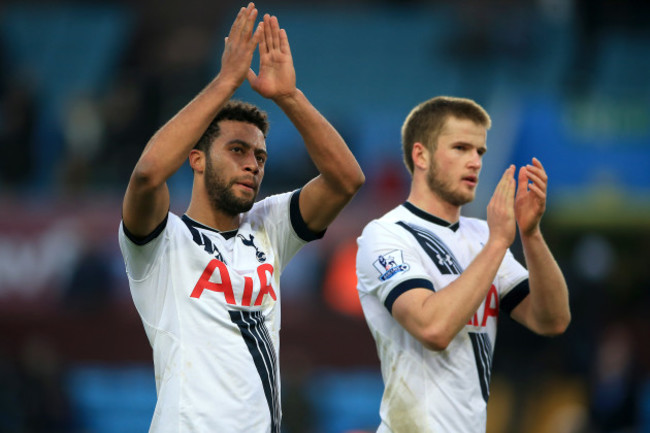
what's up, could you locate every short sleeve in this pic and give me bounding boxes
[248,190,319,274]
[497,249,530,314]
[462,217,530,314]
[356,221,434,314]
[288,189,326,242]
[118,213,171,281]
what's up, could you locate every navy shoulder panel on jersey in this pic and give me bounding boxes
[384,278,435,314]
[396,221,463,275]
[290,188,326,242]
[180,214,228,262]
[122,214,168,246]
[500,279,530,315]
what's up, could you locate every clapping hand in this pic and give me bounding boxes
[220,3,261,89]
[515,157,548,236]
[248,14,297,101]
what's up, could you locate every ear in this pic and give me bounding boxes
[412,142,430,172]
[189,149,205,173]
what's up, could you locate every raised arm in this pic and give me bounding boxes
[392,166,518,350]
[122,3,261,237]
[248,14,364,233]
[510,158,571,335]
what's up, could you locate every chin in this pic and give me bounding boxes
[463,195,476,205]
[239,194,257,208]
[451,194,474,207]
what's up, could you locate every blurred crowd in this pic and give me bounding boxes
[0,0,649,432]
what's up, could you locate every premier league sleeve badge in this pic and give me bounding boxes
[373,249,410,281]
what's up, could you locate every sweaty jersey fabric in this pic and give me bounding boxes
[356,202,530,433]
[118,190,322,433]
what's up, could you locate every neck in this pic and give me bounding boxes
[407,180,461,223]
[186,199,240,232]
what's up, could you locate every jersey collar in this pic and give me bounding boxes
[402,202,460,232]
[181,214,239,240]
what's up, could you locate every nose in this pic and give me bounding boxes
[468,150,482,170]
[243,152,260,174]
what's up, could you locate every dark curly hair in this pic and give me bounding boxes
[194,99,269,152]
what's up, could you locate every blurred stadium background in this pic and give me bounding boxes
[0,0,649,432]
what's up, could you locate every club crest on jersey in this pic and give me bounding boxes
[237,233,266,263]
[374,250,410,281]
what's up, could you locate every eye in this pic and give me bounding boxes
[256,155,266,164]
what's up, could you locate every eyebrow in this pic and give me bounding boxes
[455,140,486,148]
[226,139,268,158]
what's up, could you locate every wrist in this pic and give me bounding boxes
[484,237,511,254]
[211,73,242,94]
[272,88,303,107]
[519,225,542,240]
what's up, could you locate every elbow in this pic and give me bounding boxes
[321,164,365,200]
[552,314,572,336]
[539,313,571,337]
[341,170,365,198]
[131,156,165,190]
[420,326,454,351]
[354,171,366,191]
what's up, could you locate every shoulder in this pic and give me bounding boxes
[459,215,488,235]
[359,207,406,242]
[120,211,182,247]
[258,190,295,207]
[358,211,419,259]
[459,215,486,226]
[246,191,295,219]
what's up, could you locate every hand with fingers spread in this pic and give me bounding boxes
[486,164,517,248]
[248,14,297,101]
[515,157,548,236]
[219,3,262,89]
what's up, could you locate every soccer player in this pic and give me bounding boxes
[118,4,364,432]
[355,96,570,432]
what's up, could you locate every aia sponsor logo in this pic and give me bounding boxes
[467,284,499,327]
[190,259,276,307]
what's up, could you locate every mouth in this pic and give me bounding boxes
[234,178,258,193]
[462,175,478,187]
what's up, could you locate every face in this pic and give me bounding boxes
[426,116,487,206]
[203,120,267,216]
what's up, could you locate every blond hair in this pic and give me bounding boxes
[401,96,491,174]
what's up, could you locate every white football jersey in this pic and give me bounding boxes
[356,202,530,433]
[118,190,322,433]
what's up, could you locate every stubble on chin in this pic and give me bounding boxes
[426,169,474,207]
[204,164,257,216]
[211,186,255,216]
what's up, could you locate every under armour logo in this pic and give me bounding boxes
[436,253,453,266]
[237,233,266,263]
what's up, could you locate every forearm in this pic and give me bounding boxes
[403,241,509,350]
[520,229,571,333]
[123,76,238,236]
[273,90,364,194]
[135,75,239,185]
